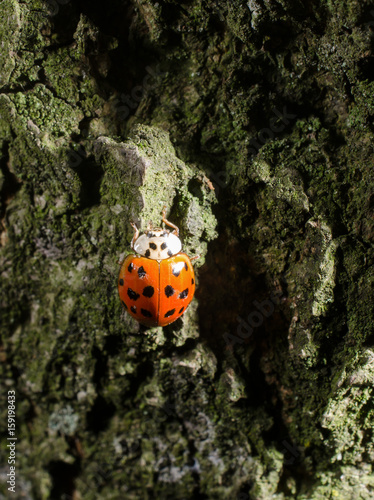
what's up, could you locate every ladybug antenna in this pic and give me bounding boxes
[130,222,139,249]
[161,206,179,236]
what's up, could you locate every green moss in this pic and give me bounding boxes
[10,85,83,138]
[0,0,21,87]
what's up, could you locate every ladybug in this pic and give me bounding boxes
[118,207,197,327]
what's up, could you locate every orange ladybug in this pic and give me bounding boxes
[118,207,196,327]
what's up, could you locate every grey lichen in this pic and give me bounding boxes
[48,405,79,435]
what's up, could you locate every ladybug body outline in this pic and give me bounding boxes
[118,208,196,327]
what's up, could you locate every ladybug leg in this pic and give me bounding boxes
[190,255,200,261]
[130,222,139,250]
[161,206,179,236]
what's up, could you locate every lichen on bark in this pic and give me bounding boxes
[1,0,374,499]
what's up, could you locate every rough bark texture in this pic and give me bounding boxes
[1,0,374,499]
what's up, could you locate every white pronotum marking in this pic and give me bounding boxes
[133,230,182,260]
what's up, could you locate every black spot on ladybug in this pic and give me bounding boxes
[119,279,124,286]
[128,262,134,273]
[143,286,154,298]
[127,288,140,301]
[184,262,188,271]
[122,300,128,309]
[131,305,137,313]
[161,242,167,250]
[149,242,157,250]
[179,288,189,299]
[138,266,146,278]
[165,308,175,318]
[167,249,173,257]
[145,249,151,258]
[191,278,194,285]
[141,308,152,318]
[165,285,175,297]
[179,306,184,314]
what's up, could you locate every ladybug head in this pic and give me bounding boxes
[133,229,182,260]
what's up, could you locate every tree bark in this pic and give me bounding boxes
[1,0,374,498]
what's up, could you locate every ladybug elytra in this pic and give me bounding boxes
[118,207,196,327]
